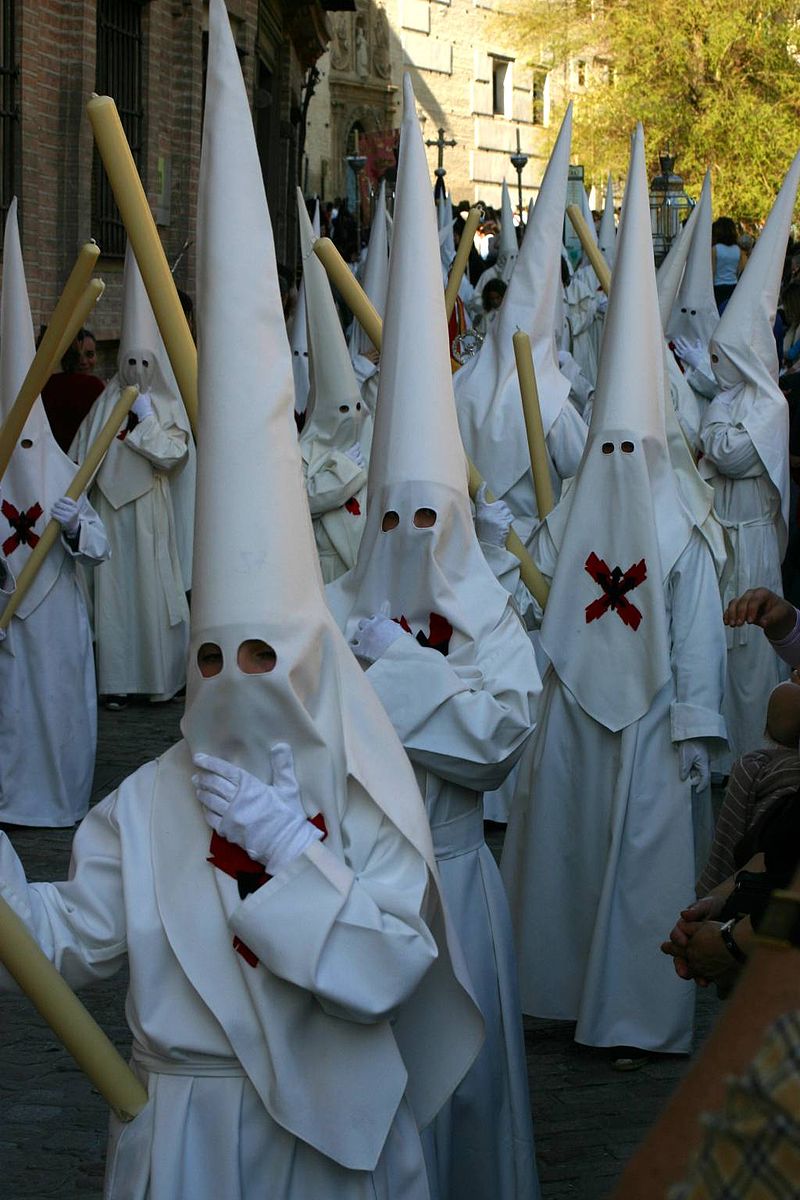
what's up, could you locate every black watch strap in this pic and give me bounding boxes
[720,918,747,964]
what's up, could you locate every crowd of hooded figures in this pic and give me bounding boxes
[0,3,799,1196]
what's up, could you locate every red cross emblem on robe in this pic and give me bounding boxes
[584,552,647,631]
[2,499,43,556]
[208,812,328,967]
[394,612,453,656]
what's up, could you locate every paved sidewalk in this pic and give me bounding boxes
[0,700,719,1198]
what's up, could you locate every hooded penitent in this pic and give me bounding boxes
[327,74,514,659]
[290,196,318,415]
[453,105,576,506]
[297,185,370,572]
[541,124,693,733]
[474,180,519,294]
[0,200,79,619]
[72,242,196,590]
[702,150,800,553]
[348,182,389,362]
[667,170,718,348]
[597,173,616,269]
[177,0,482,1169]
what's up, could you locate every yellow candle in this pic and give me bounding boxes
[0,387,138,631]
[467,459,550,609]
[512,330,555,519]
[566,203,612,295]
[0,243,100,484]
[87,95,198,435]
[445,204,482,322]
[313,237,383,351]
[49,279,106,376]
[0,893,148,1121]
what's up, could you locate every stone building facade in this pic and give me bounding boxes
[0,0,337,367]
[303,0,570,223]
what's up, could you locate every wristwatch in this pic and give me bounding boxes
[720,917,747,964]
[756,890,800,951]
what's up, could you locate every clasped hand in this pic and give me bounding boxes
[192,743,322,876]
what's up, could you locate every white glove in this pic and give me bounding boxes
[50,496,81,536]
[595,292,608,315]
[474,481,513,548]
[0,626,6,643]
[131,391,154,422]
[344,442,366,470]
[678,740,710,792]
[672,336,705,372]
[192,744,322,875]
[350,612,407,664]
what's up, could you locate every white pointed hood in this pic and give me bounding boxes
[541,125,692,732]
[74,242,194,520]
[290,197,318,414]
[0,199,77,619]
[349,182,389,360]
[453,105,575,507]
[298,188,367,453]
[183,2,482,1166]
[656,196,700,331]
[667,170,717,347]
[704,150,800,550]
[438,189,456,268]
[327,73,512,659]
[497,179,519,275]
[598,172,616,268]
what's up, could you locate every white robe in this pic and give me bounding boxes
[302,443,367,584]
[0,742,452,1199]
[364,609,540,1200]
[563,268,603,388]
[699,396,787,771]
[501,529,726,1052]
[80,413,190,698]
[0,498,108,826]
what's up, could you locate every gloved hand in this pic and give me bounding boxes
[350,612,407,664]
[50,496,81,536]
[131,391,155,422]
[192,744,322,875]
[344,442,366,470]
[672,336,706,372]
[595,292,608,315]
[678,740,710,792]
[474,481,513,547]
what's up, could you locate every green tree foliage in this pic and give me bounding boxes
[502,0,800,224]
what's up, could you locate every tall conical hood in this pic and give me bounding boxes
[297,188,366,451]
[0,198,76,619]
[541,125,691,732]
[327,72,512,652]
[349,182,389,360]
[704,150,800,551]
[497,179,518,270]
[366,75,468,499]
[711,151,800,393]
[290,196,318,414]
[185,0,482,1161]
[667,170,717,346]
[438,189,456,268]
[597,172,616,268]
[453,105,575,513]
[656,195,700,330]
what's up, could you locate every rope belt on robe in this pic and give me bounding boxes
[131,1042,247,1077]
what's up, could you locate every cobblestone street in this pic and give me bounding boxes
[0,700,719,1198]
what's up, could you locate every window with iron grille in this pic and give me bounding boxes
[94,0,144,255]
[0,0,18,243]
